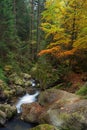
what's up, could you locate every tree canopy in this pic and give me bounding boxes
[38,0,87,58]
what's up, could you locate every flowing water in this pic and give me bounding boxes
[16,91,39,113]
[0,80,39,130]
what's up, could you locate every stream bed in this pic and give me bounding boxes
[0,85,39,130]
[0,116,37,130]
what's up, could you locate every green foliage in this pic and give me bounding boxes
[0,68,7,82]
[39,0,87,73]
[54,83,64,89]
[0,0,16,42]
[30,62,50,89]
[15,0,30,41]
[30,59,71,89]
[76,83,87,96]
[30,124,58,130]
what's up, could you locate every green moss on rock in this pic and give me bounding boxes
[30,124,59,130]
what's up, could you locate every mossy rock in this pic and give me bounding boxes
[4,65,13,75]
[21,73,31,80]
[14,76,24,86]
[9,73,24,86]
[0,110,6,126]
[3,90,14,98]
[38,88,79,106]
[60,112,87,130]
[0,80,9,90]
[30,124,59,130]
[15,86,25,95]
[0,104,16,119]
[24,81,32,87]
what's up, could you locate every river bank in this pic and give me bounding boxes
[0,71,87,130]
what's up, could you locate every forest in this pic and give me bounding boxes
[0,0,87,130]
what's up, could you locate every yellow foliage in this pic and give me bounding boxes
[39,0,87,58]
[4,65,12,71]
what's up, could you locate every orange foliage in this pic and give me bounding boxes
[38,46,61,56]
[56,48,77,58]
[38,46,77,58]
[39,0,87,60]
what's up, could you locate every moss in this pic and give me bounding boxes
[0,105,16,119]
[59,112,87,130]
[54,83,64,89]
[76,83,87,96]
[3,90,13,98]
[30,124,59,130]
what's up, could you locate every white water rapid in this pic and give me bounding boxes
[16,91,39,113]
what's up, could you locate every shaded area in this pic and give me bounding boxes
[0,116,37,130]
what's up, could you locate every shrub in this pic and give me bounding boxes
[76,82,87,96]
[0,67,7,82]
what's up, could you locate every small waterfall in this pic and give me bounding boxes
[30,79,36,87]
[0,78,39,130]
[16,91,39,113]
[16,78,40,113]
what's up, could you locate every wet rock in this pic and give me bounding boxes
[21,102,44,123]
[24,81,32,87]
[26,88,36,95]
[0,110,6,126]
[16,86,25,96]
[0,104,16,119]
[29,124,59,130]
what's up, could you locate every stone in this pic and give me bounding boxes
[14,77,23,86]
[21,102,44,123]
[16,86,25,95]
[0,104,17,119]
[0,80,9,90]
[9,73,24,86]
[0,110,6,126]
[29,124,59,130]
[38,88,79,106]
[21,73,31,80]
[38,89,87,130]
[24,81,32,87]
[0,80,12,100]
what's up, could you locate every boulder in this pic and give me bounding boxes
[21,102,44,123]
[38,88,80,106]
[24,81,32,87]
[39,100,87,129]
[21,73,31,80]
[38,89,87,130]
[0,80,13,100]
[15,78,23,86]
[0,80,9,91]
[16,85,25,96]
[29,124,59,130]
[26,88,36,95]
[3,89,15,98]
[0,110,6,126]
[0,104,16,119]
[9,73,24,86]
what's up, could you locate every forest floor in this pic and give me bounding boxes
[63,72,87,93]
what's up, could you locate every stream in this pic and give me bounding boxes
[0,80,39,130]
